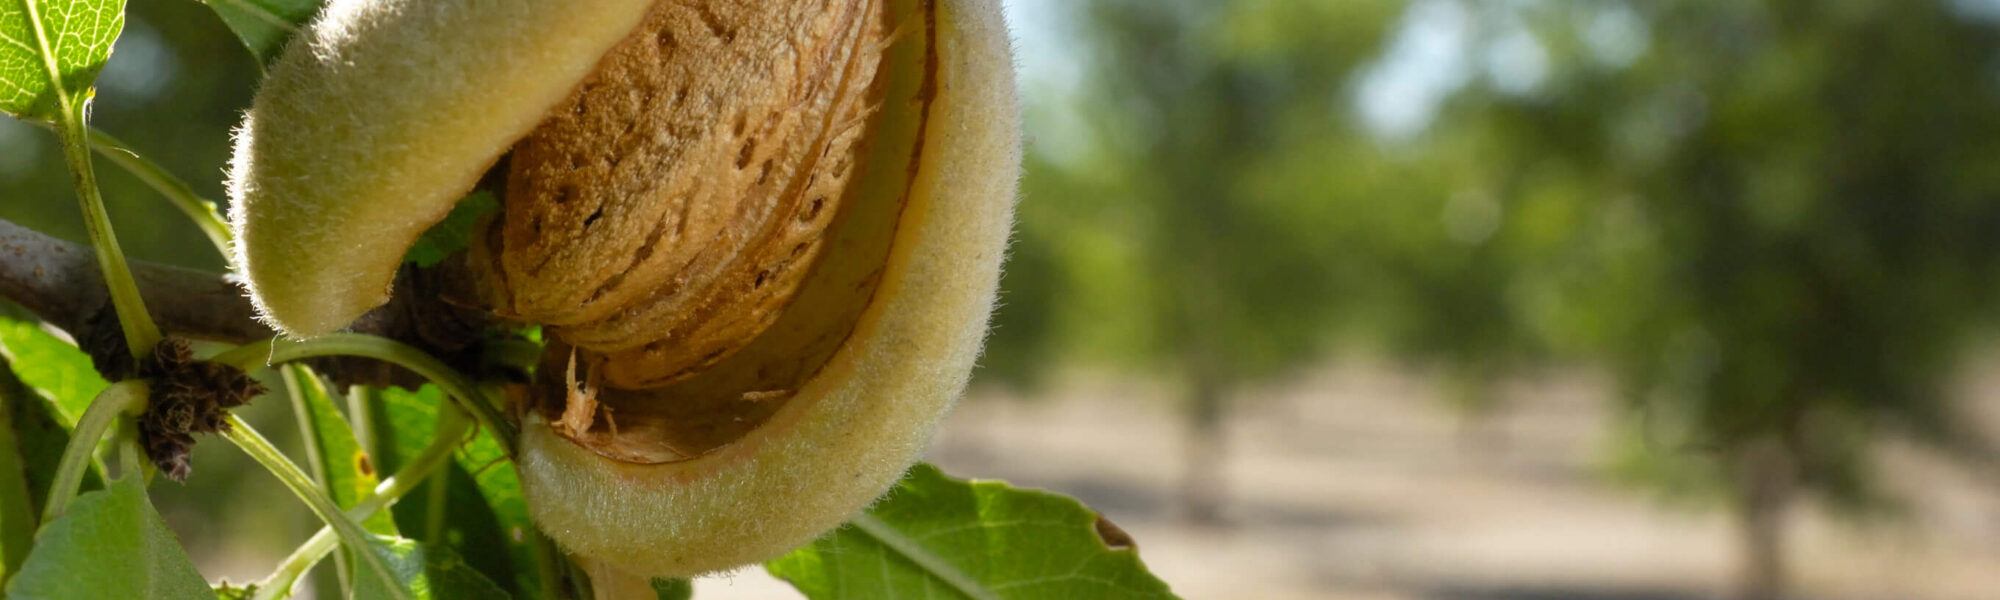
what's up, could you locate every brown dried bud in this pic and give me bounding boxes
[137,338,266,481]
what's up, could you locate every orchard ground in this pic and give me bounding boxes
[719,357,2000,600]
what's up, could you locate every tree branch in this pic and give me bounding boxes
[0,218,266,370]
[0,218,493,386]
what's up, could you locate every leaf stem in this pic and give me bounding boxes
[213,334,517,454]
[52,102,163,361]
[347,385,377,462]
[421,420,450,546]
[251,405,473,600]
[280,365,354,596]
[221,414,410,600]
[85,128,233,255]
[112,416,145,482]
[280,368,334,490]
[39,380,147,524]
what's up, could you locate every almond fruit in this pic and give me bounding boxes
[226,0,1017,580]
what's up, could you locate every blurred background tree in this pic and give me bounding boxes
[984,0,1404,523]
[1404,2,2000,598]
[1671,4,1984,599]
[986,0,2000,597]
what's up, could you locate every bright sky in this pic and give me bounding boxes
[1002,0,1085,95]
[998,0,1517,142]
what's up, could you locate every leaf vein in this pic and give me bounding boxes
[851,514,1000,600]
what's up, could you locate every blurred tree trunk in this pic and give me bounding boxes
[1447,370,1511,460]
[1171,237,1234,525]
[1180,373,1228,525]
[1731,439,1796,600]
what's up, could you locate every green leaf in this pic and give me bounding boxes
[405,191,500,268]
[451,414,553,596]
[0,351,103,510]
[284,367,393,598]
[650,578,693,600]
[0,318,110,424]
[352,536,510,600]
[0,358,40,583]
[767,464,1176,600]
[5,477,215,599]
[284,366,396,535]
[372,385,550,596]
[196,0,319,66]
[0,0,126,121]
[0,320,106,538]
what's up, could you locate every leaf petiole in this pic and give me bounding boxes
[280,365,355,596]
[212,334,517,453]
[52,101,163,362]
[85,128,233,255]
[250,405,473,600]
[221,414,410,600]
[112,415,145,482]
[39,380,147,524]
